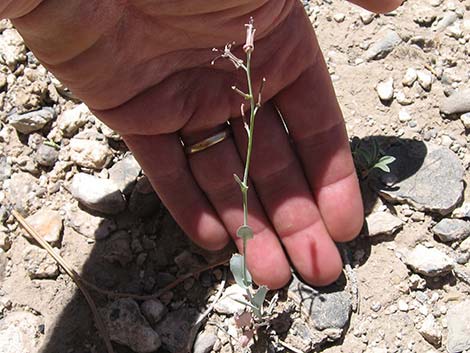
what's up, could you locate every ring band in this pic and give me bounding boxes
[184,129,231,154]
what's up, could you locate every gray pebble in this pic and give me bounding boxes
[364,29,402,61]
[141,299,167,327]
[8,107,55,134]
[35,144,59,167]
[432,218,470,242]
[447,300,470,353]
[440,89,470,116]
[404,244,454,277]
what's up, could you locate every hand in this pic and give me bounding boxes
[9,0,402,288]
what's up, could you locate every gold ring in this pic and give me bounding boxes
[184,129,231,154]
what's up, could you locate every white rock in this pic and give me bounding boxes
[404,244,454,277]
[69,138,112,169]
[460,112,470,129]
[70,173,126,215]
[0,312,41,353]
[398,300,409,312]
[359,10,375,24]
[396,91,413,105]
[460,237,470,252]
[447,300,470,353]
[446,23,463,38]
[418,314,441,346]
[399,109,412,122]
[0,28,26,69]
[417,70,433,91]
[333,13,345,23]
[402,68,418,87]
[109,154,141,194]
[57,103,90,137]
[8,108,56,134]
[214,284,246,315]
[366,211,403,236]
[452,202,470,219]
[23,245,59,279]
[376,78,394,101]
[25,209,63,245]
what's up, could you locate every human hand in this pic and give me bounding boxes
[8,0,402,289]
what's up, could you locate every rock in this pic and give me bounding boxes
[69,137,112,170]
[103,230,133,266]
[23,245,59,279]
[4,172,38,215]
[434,12,458,32]
[432,219,470,242]
[418,314,441,346]
[0,312,41,353]
[128,176,161,217]
[0,232,11,251]
[446,23,463,38]
[0,156,11,181]
[289,275,351,331]
[359,10,375,24]
[156,309,199,353]
[417,70,433,91]
[140,299,167,327]
[364,29,401,60]
[376,78,394,101]
[398,109,412,122]
[402,68,418,87]
[440,89,470,116]
[460,113,470,129]
[70,173,126,215]
[447,300,470,353]
[398,299,409,312]
[0,28,26,69]
[333,13,345,23]
[95,119,121,140]
[452,202,470,219]
[101,298,161,353]
[7,107,56,134]
[193,331,218,353]
[108,154,141,195]
[413,7,437,26]
[404,244,454,277]
[214,284,246,315]
[65,205,116,240]
[35,143,59,167]
[379,143,464,215]
[25,209,63,245]
[460,237,470,252]
[0,249,7,282]
[366,211,403,236]
[57,103,89,137]
[396,91,413,105]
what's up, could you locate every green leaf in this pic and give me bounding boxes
[251,286,268,317]
[373,155,396,173]
[378,155,396,165]
[232,298,258,311]
[230,254,252,289]
[373,162,391,173]
[237,225,254,240]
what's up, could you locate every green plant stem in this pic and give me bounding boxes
[240,51,259,303]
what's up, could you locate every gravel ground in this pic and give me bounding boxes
[0,0,470,353]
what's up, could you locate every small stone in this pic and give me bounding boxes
[35,144,59,167]
[57,103,89,137]
[7,107,56,134]
[155,308,199,353]
[447,300,470,353]
[25,209,63,245]
[333,13,345,22]
[0,156,11,182]
[404,244,454,277]
[418,314,441,346]
[128,176,161,217]
[108,154,141,195]
[413,8,437,26]
[396,91,413,105]
[23,245,59,279]
[101,298,161,353]
[440,89,470,116]
[432,218,470,242]
[360,10,375,24]
[140,299,167,327]
[4,172,38,215]
[366,211,403,236]
[434,12,458,32]
[0,312,41,353]
[0,232,11,251]
[65,205,116,240]
[452,202,470,219]
[70,173,126,215]
[193,331,218,353]
[376,78,394,102]
[402,68,418,87]
[0,249,6,282]
[103,230,133,266]
[460,112,470,129]
[364,29,402,60]
[69,137,112,170]
[0,28,27,69]
[417,70,433,91]
[399,109,412,122]
[446,23,463,38]
[214,284,246,315]
[379,143,464,215]
[440,134,453,148]
[459,237,470,252]
[398,300,409,312]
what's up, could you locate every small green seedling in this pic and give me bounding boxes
[351,137,396,179]
[213,18,269,321]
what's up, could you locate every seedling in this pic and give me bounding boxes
[213,18,269,322]
[351,137,396,179]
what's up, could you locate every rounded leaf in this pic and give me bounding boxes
[237,225,254,240]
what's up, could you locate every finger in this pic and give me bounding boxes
[182,127,292,289]
[275,43,364,244]
[123,133,230,251]
[347,0,403,14]
[231,103,343,286]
